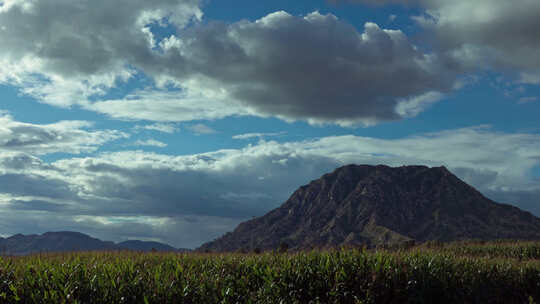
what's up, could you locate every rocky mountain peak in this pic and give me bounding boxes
[198,164,540,252]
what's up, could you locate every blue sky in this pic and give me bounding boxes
[0,0,539,248]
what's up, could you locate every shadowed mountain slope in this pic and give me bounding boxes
[198,164,540,251]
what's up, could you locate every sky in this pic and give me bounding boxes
[0,0,539,248]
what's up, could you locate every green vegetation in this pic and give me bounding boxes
[1,241,539,303]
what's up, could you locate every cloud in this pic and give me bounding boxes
[0,114,128,155]
[520,73,540,85]
[133,139,167,148]
[395,91,444,118]
[139,12,459,126]
[0,126,539,247]
[134,123,179,134]
[0,209,241,250]
[336,0,540,81]
[1,4,459,126]
[1,1,537,127]
[89,89,252,122]
[0,0,202,106]
[518,97,538,104]
[484,189,540,218]
[328,0,421,5]
[188,124,217,135]
[0,173,75,200]
[232,132,286,140]
[413,1,540,74]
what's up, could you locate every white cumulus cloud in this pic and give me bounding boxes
[0,0,202,106]
[134,139,167,148]
[134,123,179,134]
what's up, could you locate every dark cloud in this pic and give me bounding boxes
[65,152,340,218]
[142,12,457,125]
[8,199,68,212]
[484,189,540,218]
[0,174,75,199]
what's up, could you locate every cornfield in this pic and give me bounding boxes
[0,241,539,303]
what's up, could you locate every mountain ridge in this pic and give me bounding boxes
[198,164,540,252]
[117,240,179,252]
[0,231,189,255]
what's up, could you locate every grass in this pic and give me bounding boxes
[0,241,539,303]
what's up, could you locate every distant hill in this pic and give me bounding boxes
[118,240,190,252]
[0,231,186,255]
[198,164,540,252]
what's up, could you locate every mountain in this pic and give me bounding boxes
[0,231,184,255]
[0,231,117,255]
[198,164,540,252]
[118,240,190,252]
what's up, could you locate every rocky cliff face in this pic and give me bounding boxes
[198,164,540,251]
